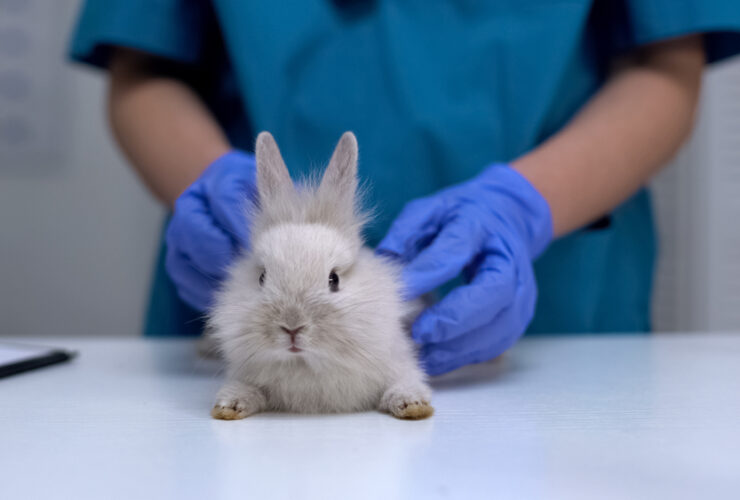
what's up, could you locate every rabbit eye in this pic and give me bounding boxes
[328,271,339,292]
[259,270,266,286]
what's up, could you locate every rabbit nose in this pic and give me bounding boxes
[281,326,304,336]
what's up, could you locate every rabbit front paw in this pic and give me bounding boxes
[211,381,266,420]
[211,397,258,420]
[380,383,434,420]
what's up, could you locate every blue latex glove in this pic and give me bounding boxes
[165,151,257,311]
[377,164,552,375]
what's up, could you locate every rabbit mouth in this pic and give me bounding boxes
[285,336,303,353]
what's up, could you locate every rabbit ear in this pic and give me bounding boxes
[256,131,293,206]
[318,132,358,208]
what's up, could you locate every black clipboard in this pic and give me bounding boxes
[0,341,77,378]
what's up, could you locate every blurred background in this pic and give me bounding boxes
[1,1,738,337]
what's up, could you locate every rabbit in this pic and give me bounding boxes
[208,131,433,420]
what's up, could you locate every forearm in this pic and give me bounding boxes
[513,35,705,237]
[108,49,231,206]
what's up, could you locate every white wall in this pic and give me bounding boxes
[0,1,164,336]
[651,58,740,332]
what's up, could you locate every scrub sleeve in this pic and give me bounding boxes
[608,0,740,62]
[69,0,212,67]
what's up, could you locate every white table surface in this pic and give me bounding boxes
[1,334,739,500]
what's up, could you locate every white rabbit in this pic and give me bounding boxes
[209,131,433,420]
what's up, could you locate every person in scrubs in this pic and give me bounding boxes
[70,1,740,374]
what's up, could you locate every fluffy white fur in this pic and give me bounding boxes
[209,131,433,420]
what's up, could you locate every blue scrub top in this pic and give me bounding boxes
[69,0,740,336]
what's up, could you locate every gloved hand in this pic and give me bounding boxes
[165,151,257,311]
[377,164,552,375]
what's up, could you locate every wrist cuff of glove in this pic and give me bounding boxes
[476,163,553,259]
[207,149,256,171]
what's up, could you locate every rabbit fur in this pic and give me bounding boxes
[208,131,433,420]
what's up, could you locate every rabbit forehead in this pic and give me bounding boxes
[253,223,356,271]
